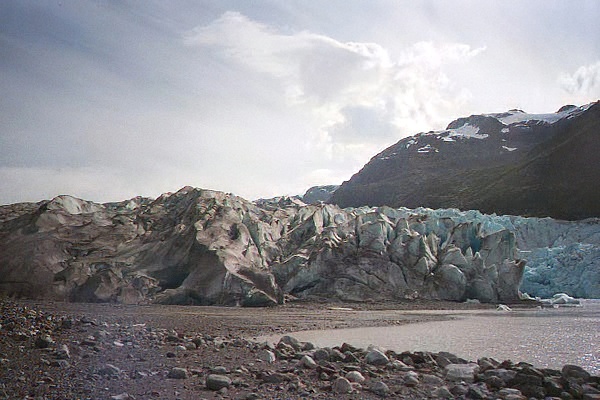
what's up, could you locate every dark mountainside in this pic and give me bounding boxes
[330,102,600,220]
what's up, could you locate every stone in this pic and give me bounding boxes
[313,348,330,361]
[206,374,232,391]
[370,381,390,396]
[34,334,54,349]
[432,385,453,399]
[484,368,517,384]
[477,356,499,372]
[365,348,389,366]
[497,388,525,399]
[98,364,121,376]
[278,336,302,351]
[404,374,419,386]
[299,355,317,369]
[110,393,132,400]
[421,374,444,386]
[50,359,69,368]
[257,349,276,363]
[345,371,365,383]
[450,383,469,396]
[54,344,70,360]
[260,372,290,384]
[562,364,591,382]
[167,367,188,379]
[330,348,346,362]
[301,341,316,351]
[444,363,479,382]
[467,383,490,399]
[389,359,412,370]
[212,366,228,374]
[332,377,353,393]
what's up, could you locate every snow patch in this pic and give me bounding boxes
[492,103,594,126]
[502,146,517,152]
[417,144,438,153]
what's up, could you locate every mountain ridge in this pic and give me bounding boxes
[330,101,600,220]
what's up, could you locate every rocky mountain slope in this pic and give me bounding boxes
[330,102,600,220]
[0,187,527,305]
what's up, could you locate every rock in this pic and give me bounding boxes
[278,335,301,351]
[444,363,479,382]
[562,364,591,382]
[496,304,512,312]
[345,371,365,384]
[450,383,469,396]
[34,334,54,349]
[483,368,517,384]
[497,388,526,400]
[260,372,290,384]
[403,374,419,386]
[313,348,330,361]
[370,381,390,396]
[390,359,412,370]
[509,368,546,398]
[257,349,276,363]
[467,383,490,399]
[421,374,444,386]
[54,344,70,360]
[212,366,228,374]
[98,364,121,376]
[50,359,70,368]
[432,385,453,399]
[477,356,499,371]
[301,341,316,351]
[332,377,353,394]
[330,348,346,362]
[544,376,564,396]
[167,367,188,379]
[299,355,317,369]
[110,393,132,400]
[365,348,389,366]
[206,374,232,391]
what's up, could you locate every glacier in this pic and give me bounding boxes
[399,207,600,298]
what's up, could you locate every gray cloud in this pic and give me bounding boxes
[560,61,600,98]
[1,2,598,204]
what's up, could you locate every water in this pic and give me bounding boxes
[260,300,600,374]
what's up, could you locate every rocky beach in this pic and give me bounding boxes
[1,298,598,400]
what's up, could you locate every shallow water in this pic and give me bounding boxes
[261,300,600,374]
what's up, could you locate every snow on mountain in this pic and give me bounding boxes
[490,103,594,126]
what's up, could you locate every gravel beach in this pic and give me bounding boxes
[1,299,598,399]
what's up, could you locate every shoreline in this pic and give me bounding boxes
[1,298,596,399]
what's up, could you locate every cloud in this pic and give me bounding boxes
[185,11,486,159]
[559,61,600,99]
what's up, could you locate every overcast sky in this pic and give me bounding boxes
[1,1,599,204]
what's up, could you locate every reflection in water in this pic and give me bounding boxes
[260,300,599,374]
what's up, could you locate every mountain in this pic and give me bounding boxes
[301,185,340,204]
[0,187,529,305]
[330,102,600,220]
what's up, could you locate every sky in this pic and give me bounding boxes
[1,1,599,204]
